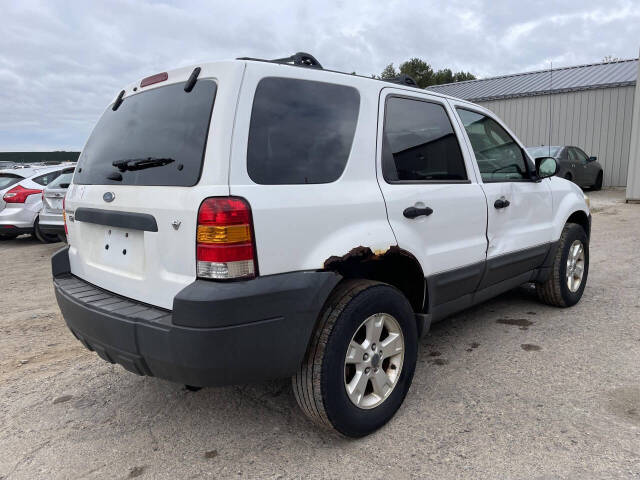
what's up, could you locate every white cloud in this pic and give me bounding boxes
[0,0,638,150]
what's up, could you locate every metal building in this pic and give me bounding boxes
[429,59,639,189]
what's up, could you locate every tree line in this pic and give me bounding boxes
[376,58,476,88]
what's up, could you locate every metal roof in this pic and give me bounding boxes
[427,58,638,102]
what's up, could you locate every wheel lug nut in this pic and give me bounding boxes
[363,353,369,361]
[365,367,371,374]
[374,368,378,373]
[371,343,376,351]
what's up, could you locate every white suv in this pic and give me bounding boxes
[52,53,591,437]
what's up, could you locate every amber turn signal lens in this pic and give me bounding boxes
[197,224,251,244]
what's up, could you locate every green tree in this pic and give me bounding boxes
[379,58,476,87]
[379,63,398,79]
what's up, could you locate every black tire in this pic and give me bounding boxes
[536,223,589,307]
[564,173,573,182]
[592,171,603,191]
[0,233,19,240]
[33,219,60,244]
[292,279,418,437]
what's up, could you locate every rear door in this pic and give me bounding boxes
[451,102,553,287]
[65,63,245,309]
[376,89,488,308]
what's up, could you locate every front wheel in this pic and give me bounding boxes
[292,279,417,437]
[536,223,589,307]
[592,171,603,191]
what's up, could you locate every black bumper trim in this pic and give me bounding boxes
[38,223,65,236]
[51,247,341,386]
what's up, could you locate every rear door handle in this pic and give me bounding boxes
[494,197,510,209]
[403,206,433,219]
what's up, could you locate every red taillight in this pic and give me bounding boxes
[62,195,68,235]
[196,197,256,280]
[140,72,168,88]
[3,185,43,204]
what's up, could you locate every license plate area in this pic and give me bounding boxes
[87,226,145,277]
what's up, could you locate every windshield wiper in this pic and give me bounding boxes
[112,157,175,172]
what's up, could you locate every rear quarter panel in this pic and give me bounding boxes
[229,64,396,275]
[548,176,590,240]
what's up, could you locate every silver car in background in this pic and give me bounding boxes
[38,167,75,242]
[0,165,73,241]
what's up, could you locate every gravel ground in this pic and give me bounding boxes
[1,189,639,479]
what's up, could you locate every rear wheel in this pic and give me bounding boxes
[33,219,60,244]
[292,279,417,437]
[536,223,589,307]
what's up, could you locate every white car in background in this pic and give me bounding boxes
[38,167,75,242]
[0,165,73,241]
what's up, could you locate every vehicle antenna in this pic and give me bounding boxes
[548,61,553,157]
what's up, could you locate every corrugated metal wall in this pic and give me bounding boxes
[478,86,636,187]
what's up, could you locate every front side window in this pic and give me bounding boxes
[457,108,529,182]
[382,97,467,182]
[571,147,589,164]
[247,77,360,185]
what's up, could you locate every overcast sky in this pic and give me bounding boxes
[1,0,639,151]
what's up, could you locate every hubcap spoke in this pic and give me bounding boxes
[345,341,366,364]
[365,315,384,345]
[381,333,403,356]
[346,370,369,405]
[371,369,392,398]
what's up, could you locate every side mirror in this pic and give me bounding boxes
[588,156,597,162]
[535,156,559,179]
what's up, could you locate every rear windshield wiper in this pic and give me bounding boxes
[112,157,175,172]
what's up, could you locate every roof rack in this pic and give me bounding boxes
[237,52,323,69]
[386,74,418,87]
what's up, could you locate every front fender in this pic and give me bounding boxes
[549,177,590,240]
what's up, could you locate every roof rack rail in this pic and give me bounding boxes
[237,52,323,69]
[386,74,418,87]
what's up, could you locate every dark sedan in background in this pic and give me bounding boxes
[526,145,603,190]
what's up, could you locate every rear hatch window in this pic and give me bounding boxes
[74,81,217,186]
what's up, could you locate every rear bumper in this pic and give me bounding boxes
[0,205,37,229]
[52,247,340,386]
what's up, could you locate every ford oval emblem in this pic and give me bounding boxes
[103,192,115,203]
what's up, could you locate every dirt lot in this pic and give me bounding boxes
[1,189,639,479]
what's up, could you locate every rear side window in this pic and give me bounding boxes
[247,77,360,184]
[0,174,24,190]
[74,81,217,186]
[382,97,467,182]
[33,171,62,186]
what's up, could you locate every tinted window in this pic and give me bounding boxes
[247,77,360,184]
[571,147,589,164]
[457,109,529,182]
[74,81,217,186]
[383,97,467,182]
[33,171,61,186]
[0,174,24,190]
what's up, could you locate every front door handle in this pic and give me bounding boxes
[403,206,433,219]
[494,197,511,209]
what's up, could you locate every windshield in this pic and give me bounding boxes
[526,146,561,158]
[73,80,217,186]
[0,173,24,190]
[47,171,74,189]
